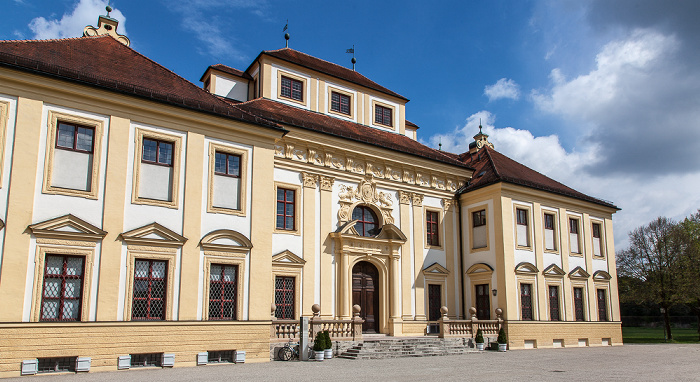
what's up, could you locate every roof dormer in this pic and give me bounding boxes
[200,64,251,103]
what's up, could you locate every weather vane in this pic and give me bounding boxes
[346,45,356,70]
[283,20,289,48]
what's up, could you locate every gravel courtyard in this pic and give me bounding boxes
[10,344,700,382]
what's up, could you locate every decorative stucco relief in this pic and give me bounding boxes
[274,139,465,193]
[338,175,395,225]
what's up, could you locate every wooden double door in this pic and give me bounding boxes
[352,261,379,333]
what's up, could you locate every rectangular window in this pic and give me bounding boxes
[544,213,557,251]
[138,137,175,202]
[516,208,529,247]
[521,283,533,320]
[37,357,76,373]
[280,76,303,101]
[276,188,296,230]
[569,218,581,253]
[592,222,603,257]
[56,122,94,153]
[275,276,295,319]
[426,210,440,246]
[207,350,234,364]
[132,259,167,320]
[549,285,560,321]
[214,152,241,177]
[374,104,392,126]
[331,91,351,115]
[130,353,162,368]
[574,287,585,321]
[208,264,238,320]
[472,209,487,249]
[52,122,96,192]
[597,289,609,321]
[475,284,491,319]
[40,255,84,321]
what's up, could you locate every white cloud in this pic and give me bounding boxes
[428,111,700,249]
[28,0,127,40]
[484,78,520,101]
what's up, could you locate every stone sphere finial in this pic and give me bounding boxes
[312,304,321,315]
[352,304,361,316]
[440,306,448,315]
[495,308,503,316]
[271,303,277,314]
[469,307,477,315]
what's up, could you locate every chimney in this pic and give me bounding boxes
[83,6,130,46]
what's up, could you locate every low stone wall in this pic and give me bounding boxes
[505,321,623,349]
[0,321,271,378]
[270,339,360,361]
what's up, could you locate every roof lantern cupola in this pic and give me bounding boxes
[83,6,130,46]
[468,120,494,154]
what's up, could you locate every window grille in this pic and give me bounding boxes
[521,283,533,320]
[142,138,173,166]
[280,76,303,101]
[37,357,76,373]
[352,206,379,237]
[209,264,238,320]
[40,255,84,321]
[374,104,392,126]
[130,353,161,368]
[207,350,234,363]
[132,259,167,320]
[331,92,351,115]
[274,276,295,319]
[56,122,94,153]
[214,152,241,177]
[549,285,560,321]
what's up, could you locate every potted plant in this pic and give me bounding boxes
[497,327,507,352]
[323,330,333,359]
[475,328,485,351]
[313,331,325,361]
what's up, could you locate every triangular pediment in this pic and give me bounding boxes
[375,224,407,242]
[272,250,306,268]
[593,270,612,281]
[200,229,252,253]
[466,263,494,275]
[28,214,106,241]
[515,262,539,275]
[569,266,590,279]
[120,222,187,247]
[423,262,449,276]
[543,263,566,277]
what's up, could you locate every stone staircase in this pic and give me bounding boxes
[337,337,476,360]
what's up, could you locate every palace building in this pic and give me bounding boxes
[0,12,621,376]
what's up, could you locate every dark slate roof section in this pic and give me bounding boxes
[458,146,618,209]
[233,98,472,169]
[0,36,284,132]
[199,63,252,82]
[253,48,409,101]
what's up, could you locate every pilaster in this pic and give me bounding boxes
[411,192,426,320]
[532,202,547,320]
[399,191,412,320]
[443,198,457,318]
[559,207,573,320]
[319,175,334,318]
[301,172,318,316]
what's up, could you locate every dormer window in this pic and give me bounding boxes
[375,104,392,127]
[331,92,351,115]
[280,76,303,101]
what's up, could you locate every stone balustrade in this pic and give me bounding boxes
[270,303,364,341]
[437,306,505,338]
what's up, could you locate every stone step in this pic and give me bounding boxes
[337,337,476,360]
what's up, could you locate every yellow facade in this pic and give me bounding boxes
[0,16,621,377]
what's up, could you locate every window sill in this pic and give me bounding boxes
[470,246,489,254]
[569,252,584,257]
[279,95,306,106]
[273,228,301,236]
[544,249,560,254]
[42,186,99,200]
[132,196,179,209]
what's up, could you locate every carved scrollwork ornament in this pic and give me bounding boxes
[320,176,335,191]
[411,193,424,207]
[301,172,319,188]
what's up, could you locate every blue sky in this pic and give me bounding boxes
[3,0,700,250]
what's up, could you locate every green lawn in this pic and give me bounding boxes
[622,327,700,343]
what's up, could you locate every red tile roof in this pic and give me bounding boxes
[458,147,617,209]
[0,36,283,131]
[234,98,471,169]
[253,48,409,101]
[405,120,420,129]
[200,64,251,82]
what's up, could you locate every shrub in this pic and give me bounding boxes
[313,331,325,351]
[475,328,484,343]
[323,330,332,349]
[497,328,507,344]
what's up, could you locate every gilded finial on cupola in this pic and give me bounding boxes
[83,5,130,46]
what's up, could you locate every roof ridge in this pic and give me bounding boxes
[0,35,107,44]
[483,147,501,179]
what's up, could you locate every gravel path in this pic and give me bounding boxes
[10,344,700,382]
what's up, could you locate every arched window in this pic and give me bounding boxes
[352,205,380,237]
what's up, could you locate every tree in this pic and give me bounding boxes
[677,210,700,340]
[616,217,684,340]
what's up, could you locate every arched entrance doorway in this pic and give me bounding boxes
[352,261,379,333]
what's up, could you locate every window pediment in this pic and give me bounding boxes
[28,214,106,241]
[593,270,612,281]
[120,222,187,247]
[272,250,306,268]
[543,263,566,277]
[569,266,591,280]
[515,262,539,275]
[200,229,252,253]
[423,262,449,276]
[466,262,494,275]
